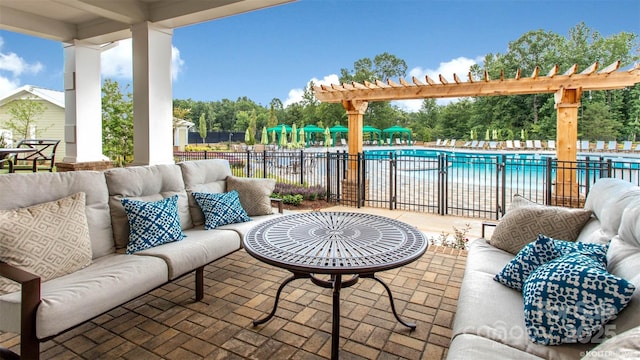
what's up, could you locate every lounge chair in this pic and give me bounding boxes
[477,140,485,149]
[635,144,640,152]
[581,140,590,152]
[441,139,449,147]
[607,140,618,151]
[525,140,534,149]
[594,141,605,151]
[533,140,542,149]
[470,140,478,148]
[622,141,632,152]
[450,139,457,148]
[435,139,442,147]
[488,141,498,150]
[395,138,402,146]
[513,140,522,149]
[504,140,514,150]
[547,140,555,150]
[341,138,347,147]
[462,141,471,148]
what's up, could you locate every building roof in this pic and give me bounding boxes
[0,85,65,108]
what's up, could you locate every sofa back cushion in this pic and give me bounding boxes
[105,164,192,250]
[580,178,640,244]
[0,171,114,258]
[178,159,232,226]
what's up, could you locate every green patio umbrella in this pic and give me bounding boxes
[330,124,348,146]
[363,125,382,145]
[261,126,268,145]
[291,123,298,145]
[280,125,288,147]
[304,125,326,146]
[382,125,412,145]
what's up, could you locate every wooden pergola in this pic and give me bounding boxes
[313,61,640,201]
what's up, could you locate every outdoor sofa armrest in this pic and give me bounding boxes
[481,222,498,239]
[270,198,284,214]
[0,261,41,359]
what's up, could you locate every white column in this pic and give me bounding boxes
[131,22,174,165]
[63,41,104,162]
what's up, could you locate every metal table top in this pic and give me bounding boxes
[243,212,427,275]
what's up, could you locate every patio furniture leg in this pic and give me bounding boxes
[364,274,416,330]
[252,272,306,326]
[331,274,342,360]
[195,266,204,301]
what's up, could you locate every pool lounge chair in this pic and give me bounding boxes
[488,141,498,150]
[607,140,617,151]
[513,140,522,149]
[470,140,478,148]
[450,139,457,148]
[435,139,442,147]
[462,141,471,148]
[533,140,542,149]
[504,140,514,149]
[594,141,605,152]
[476,140,485,149]
[441,139,449,147]
[635,144,640,152]
[580,140,590,152]
[546,140,555,150]
[622,141,632,152]
[525,140,534,149]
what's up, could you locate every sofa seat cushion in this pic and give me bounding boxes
[453,239,593,359]
[582,326,640,359]
[0,193,93,294]
[0,254,168,338]
[217,214,282,240]
[447,334,544,360]
[490,195,592,254]
[135,227,241,280]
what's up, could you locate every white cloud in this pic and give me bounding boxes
[101,38,185,81]
[394,56,483,112]
[0,36,44,97]
[285,74,339,107]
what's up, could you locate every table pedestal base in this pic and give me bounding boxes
[252,271,416,359]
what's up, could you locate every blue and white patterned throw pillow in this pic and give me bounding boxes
[494,235,609,291]
[121,195,186,254]
[494,234,561,291]
[193,191,250,230]
[523,252,635,345]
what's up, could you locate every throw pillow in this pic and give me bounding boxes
[0,192,92,295]
[121,195,186,254]
[523,252,635,345]
[490,195,592,254]
[193,191,250,229]
[226,176,276,216]
[494,235,609,291]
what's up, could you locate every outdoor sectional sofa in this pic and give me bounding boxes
[0,159,282,359]
[448,177,640,359]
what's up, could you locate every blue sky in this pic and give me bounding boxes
[0,0,639,112]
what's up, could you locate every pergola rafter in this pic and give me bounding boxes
[314,61,640,103]
[313,61,640,204]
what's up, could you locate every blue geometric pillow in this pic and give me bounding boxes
[192,191,250,230]
[494,234,561,291]
[494,235,609,291]
[523,252,635,345]
[121,195,186,254]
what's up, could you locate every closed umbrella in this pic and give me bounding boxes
[271,130,276,144]
[261,126,268,145]
[244,128,250,143]
[291,123,298,145]
[280,125,288,147]
[299,127,306,147]
[324,127,331,147]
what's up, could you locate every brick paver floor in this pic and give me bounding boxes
[1,208,475,359]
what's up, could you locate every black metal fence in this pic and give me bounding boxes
[174,150,640,220]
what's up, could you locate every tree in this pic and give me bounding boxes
[198,113,207,143]
[2,96,46,139]
[102,79,133,167]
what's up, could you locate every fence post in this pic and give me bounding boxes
[499,155,506,218]
[299,150,304,185]
[204,150,208,160]
[584,156,590,196]
[326,151,331,202]
[389,152,394,210]
[545,157,553,206]
[246,150,251,177]
[357,153,362,208]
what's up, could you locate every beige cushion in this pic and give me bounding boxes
[489,195,592,254]
[226,176,276,216]
[0,193,92,294]
[581,326,640,359]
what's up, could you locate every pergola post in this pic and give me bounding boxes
[554,87,582,205]
[342,100,368,205]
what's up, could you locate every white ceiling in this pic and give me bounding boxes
[0,0,295,45]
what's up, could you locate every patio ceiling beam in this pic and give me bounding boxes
[313,62,640,103]
[52,0,148,24]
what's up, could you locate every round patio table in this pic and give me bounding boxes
[243,212,427,360]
